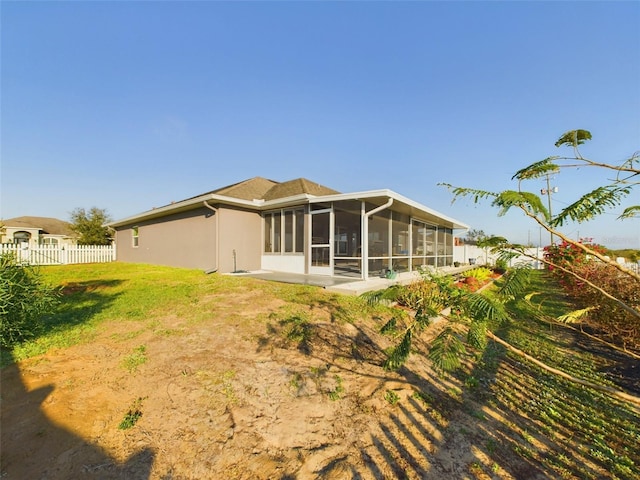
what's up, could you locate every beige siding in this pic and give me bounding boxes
[217,206,262,273]
[113,205,263,272]
[115,207,217,270]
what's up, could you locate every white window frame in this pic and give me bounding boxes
[264,208,304,254]
[132,226,139,248]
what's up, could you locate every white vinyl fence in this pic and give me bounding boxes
[453,245,545,269]
[0,244,116,265]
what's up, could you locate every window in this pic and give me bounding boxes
[264,214,272,252]
[13,231,31,244]
[391,213,410,257]
[295,209,304,253]
[264,208,304,254]
[334,200,361,258]
[40,237,59,246]
[409,220,438,272]
[284,210,294,252]
[273,213,281,253]
[412,220,436,263]
[132,227,139,247]
[368,209,390,257]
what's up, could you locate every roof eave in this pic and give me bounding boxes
[259,194,314,209]
[107,188,469,231]
[107,194,261,227]
[310,189,470,230]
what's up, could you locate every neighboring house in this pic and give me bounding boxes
[108,177,469,278]
[0,216,78,247]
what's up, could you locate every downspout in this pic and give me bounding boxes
[203,201,219,273]
[362,198,394,279]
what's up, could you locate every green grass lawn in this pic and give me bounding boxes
[4,262,375,365]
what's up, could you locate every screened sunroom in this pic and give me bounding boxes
[262,189,468,279]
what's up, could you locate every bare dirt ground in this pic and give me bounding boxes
[1,284,633,479]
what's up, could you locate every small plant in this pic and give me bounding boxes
[465,267,493,282]
[118,396,146,430]
[494,259,508,274]
[121,345,147,373]
[273,312,314,353]
[486,438,497,454]
[281,314,311,342]
[219,370,237,403]
[327,375,344,401]
[412,390,433,405]
[464,375,479,388]
[384,390,400,405]
[471,410,486,421]
[521,430,534,444]
[289,372,303,390]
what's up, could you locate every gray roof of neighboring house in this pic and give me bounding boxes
[1,216,77,237]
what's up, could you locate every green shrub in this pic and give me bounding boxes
[566,263,639,349]
[0,254,60,348]
[545,240,639,349]
[494,259,508,274]
[397,279,445,311]
[464,267,492,283]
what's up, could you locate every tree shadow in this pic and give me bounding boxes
[330,319,637,479]
[1,278,155,479]
[1,279,125,367]
[48,278,126,328]
[252,280,639,478]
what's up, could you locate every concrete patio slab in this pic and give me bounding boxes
[230,265,480,295]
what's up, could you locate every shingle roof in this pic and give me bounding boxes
[184,176,340,203]
[211,177,279,201]
[263,178,340,200]
[1,216,76,237]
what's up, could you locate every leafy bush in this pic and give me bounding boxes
[566,263,639,349]
[543,240,608,284]
[464,267,493,283]
[494,259,508,274]
[0,254,59,348]
[545,241,639,349]
[397,279,446,311]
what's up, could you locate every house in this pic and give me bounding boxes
[0,216,78,247]
[108,177,469,278]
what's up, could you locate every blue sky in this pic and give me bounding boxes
[2,1,639,249]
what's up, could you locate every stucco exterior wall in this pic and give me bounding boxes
[114,207,217,270]
[113,205,263,272]
[1,227,76,247]
[217,206,262,273]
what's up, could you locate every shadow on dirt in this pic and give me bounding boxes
[260,295,640,479]
[0,278,155,479]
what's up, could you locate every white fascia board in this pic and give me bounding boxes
[308,189,392,203]
[259,194,313,210]
[310,189,470,230]
[388,190,470,230]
